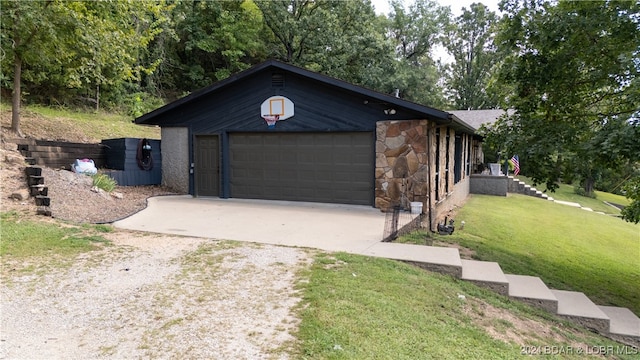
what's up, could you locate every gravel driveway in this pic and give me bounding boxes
[1,231,314,359]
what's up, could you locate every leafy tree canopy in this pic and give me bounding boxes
[486,0,640,222]
[442,2,500,110]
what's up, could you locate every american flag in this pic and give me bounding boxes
[511,155,520,176]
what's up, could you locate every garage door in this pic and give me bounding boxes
[230,132,373,205]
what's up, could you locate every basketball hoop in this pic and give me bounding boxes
[262,114,280,128]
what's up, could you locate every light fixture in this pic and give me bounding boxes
[384,108,396,115]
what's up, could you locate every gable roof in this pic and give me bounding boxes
[449,109,511,131]
[136,59,476,133]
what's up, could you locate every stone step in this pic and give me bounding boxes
[25,166,42,177]
[505,274,558,313]
[27,175,44,186]
[551,290,610,334]
[30,185,48,196]
[364,243,462,278]
[37,206,52,217]
[35,195,50,207]
[598,306,640,346]
[461,260,509,296]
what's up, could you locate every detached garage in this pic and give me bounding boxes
[136,60,480,225]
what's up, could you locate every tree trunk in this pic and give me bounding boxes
[584,177,595,197]
[11,55,22,136]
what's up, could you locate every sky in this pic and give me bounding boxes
[370,0,501,62]
[371,0,501,17]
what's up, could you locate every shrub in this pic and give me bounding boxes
[573,185,596,198]
[92,174,117,193]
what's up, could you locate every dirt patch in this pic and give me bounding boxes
[1,138,174,224]
[1,232,314,359]
[462,298,598,355]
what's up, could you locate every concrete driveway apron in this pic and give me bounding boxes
[113,196,387,253]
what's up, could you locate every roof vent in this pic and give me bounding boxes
[272,73,285,88]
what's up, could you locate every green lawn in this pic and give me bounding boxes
[294,252,631,359]
[1,103,160,142]
[0,212,111,272]
[433,194,640,315]
[515,176,630,214]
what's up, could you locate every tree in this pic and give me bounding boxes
[385,0,450,106]
[1,0,171,128]
[442,2,499,110]
[255,0,396,94]
[159,0,265,92]
[487,0,640,197]
[621,175,640,224]
[1,1,58,135]
[254,0,328,64]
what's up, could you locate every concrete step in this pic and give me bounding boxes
[551,290,610,334]
[461,260,509,296]
[365,243,462,278]
[555,200,581,207]
[598,306,640,347]
[505,274,558,313]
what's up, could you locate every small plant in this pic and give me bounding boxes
[92,173,117,192]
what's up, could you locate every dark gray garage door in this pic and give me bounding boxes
[229,132,373,205]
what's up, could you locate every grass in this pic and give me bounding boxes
[515,176,630,214]
[0,102,159,142]
[0,212,111,268]
[423,194,640,315]
[293,252,633,359]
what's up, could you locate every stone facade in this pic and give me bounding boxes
[375,120,431,211]
[375,119,478,230]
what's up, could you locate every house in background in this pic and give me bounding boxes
[135,60,482,229]
[450,109,510,174]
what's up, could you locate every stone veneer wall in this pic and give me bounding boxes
[375,119,475,231]
[375,120,430,211]
[161,127,189,193]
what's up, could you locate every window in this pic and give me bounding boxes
[435,129,440,201]
[454,133,462,184]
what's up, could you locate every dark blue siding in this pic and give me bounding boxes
[147,71,415,134]
[101,138,162,186]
